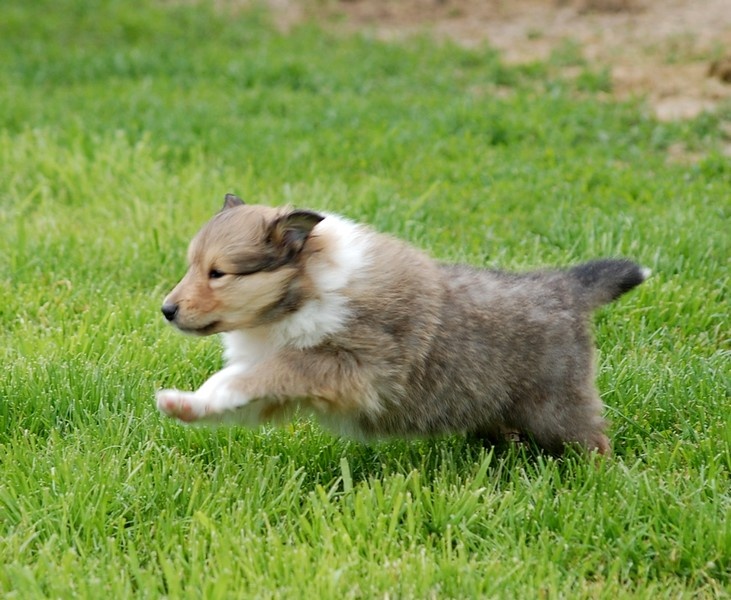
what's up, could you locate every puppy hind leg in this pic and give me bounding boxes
[518,391,610,456]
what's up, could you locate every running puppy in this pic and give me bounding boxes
[157,195,649,455]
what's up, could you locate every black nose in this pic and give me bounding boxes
[161,303,179,322]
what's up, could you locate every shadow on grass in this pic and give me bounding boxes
[159,416,603,494]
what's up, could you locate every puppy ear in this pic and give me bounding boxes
[268,210,325,255]
[222,193,245,210]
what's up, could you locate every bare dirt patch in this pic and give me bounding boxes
[265,0,731,122]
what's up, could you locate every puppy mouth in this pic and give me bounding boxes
[175,320,222,336]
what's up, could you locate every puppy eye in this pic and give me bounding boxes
[208,269,226,279]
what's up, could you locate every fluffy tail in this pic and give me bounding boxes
[570,259,650,310]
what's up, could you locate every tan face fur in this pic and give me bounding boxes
[162,198,324,335]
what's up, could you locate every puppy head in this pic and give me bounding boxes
[162,195,324,335]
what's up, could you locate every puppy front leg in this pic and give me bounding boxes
[156,364,259,425]
[157,351,376,427]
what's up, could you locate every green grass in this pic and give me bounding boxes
[0,0,729,597]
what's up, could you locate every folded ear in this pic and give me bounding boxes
[268,210,325,255]
[222,193,245,210]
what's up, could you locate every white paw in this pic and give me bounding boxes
[156,389,209,423]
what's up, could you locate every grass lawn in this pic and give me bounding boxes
[0,0,729,597]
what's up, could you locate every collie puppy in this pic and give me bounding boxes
[157,194,649,455]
